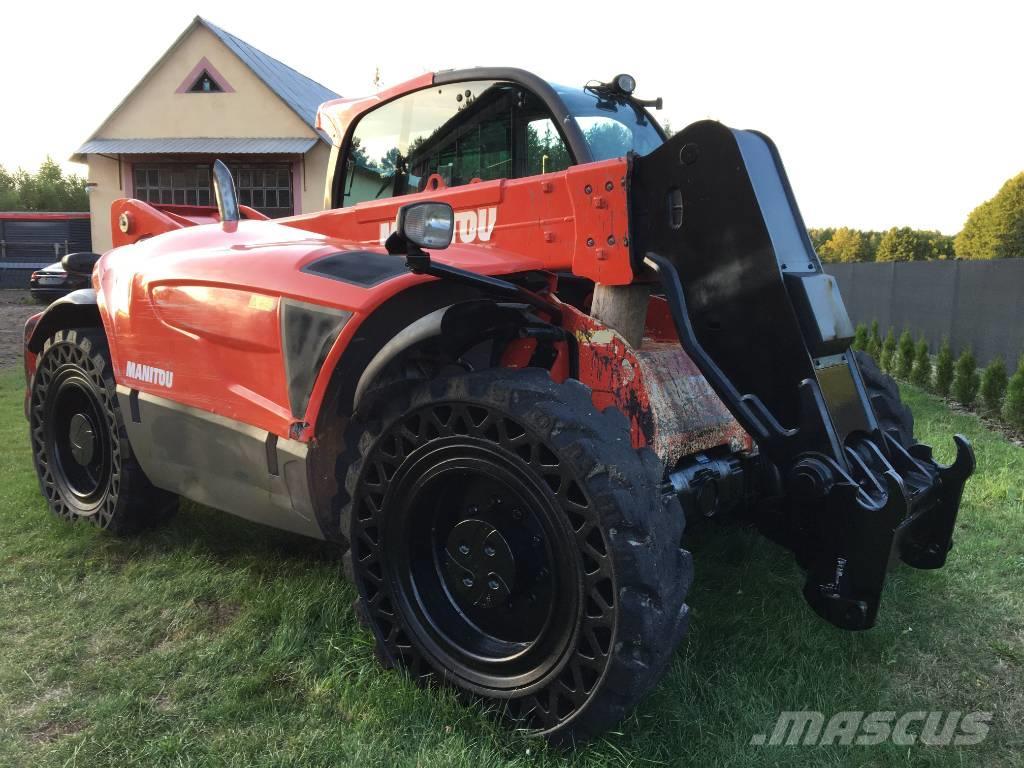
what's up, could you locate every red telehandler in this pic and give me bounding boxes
[24,68,974,744]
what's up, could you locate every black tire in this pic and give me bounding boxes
[341,368,691,745]
[855,350,915,445]
[29,328,177,535]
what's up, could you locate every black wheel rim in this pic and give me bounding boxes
[30,335,120,523]
[388,438,577,688]
[351,401,620,729]
[46,375,112,504]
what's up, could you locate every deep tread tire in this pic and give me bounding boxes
[340,368,691,745]
[855,350,915,445]
[29,328,177,535]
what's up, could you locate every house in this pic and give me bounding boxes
[73,16,340,252]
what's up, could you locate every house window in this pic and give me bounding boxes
[188,71,224,93]
[133,163,294,217]
[134,165,211,207]
[232,165,293,217]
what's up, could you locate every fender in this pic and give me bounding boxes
[305,284,534,540]
[352,300,532,410]
[27,289,101,352]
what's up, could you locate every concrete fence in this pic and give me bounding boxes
[824,259,1024,366]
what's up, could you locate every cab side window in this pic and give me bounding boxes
[340,81,573,207]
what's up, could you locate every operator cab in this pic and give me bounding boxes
[329,69,665,209]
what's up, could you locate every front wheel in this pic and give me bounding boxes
[29,329,177,535]
[341,369,692,744]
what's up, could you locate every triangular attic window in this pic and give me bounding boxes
[188,70,224,93]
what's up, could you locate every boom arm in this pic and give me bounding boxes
[629,122,974,629]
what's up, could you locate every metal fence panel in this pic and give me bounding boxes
[825,259,1024,366]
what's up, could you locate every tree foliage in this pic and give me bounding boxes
[852,323,869,352]
[880,328,898,372]
[817,227,864,263]
[895,330,915,379]
[954,172,1024,260]
[910,338,931,387]
[934,338,954,397]
[809,226,953,263]
[876,227,929,262]
[866,320,883,361]
[979,357,1008,415]
[952,348,980,406]
[0,158,87,211]
[1002,356,1024,429]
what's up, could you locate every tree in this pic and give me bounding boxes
[952,348,980,406]
[1003,356,1024,429]
[583,122,633,160]
[866,320,883,361]
[934,338,954,396]
[876,227,929,262]
[880,328,897,372]
[0,165,17,210]
[808,227,836,252]
[852,323,869,351]
[895,330,915,379]
[818,227,864,263]
[526,122,571,175]
[954,172,1024,260]
[910,338,931,387]
[920,230,956,259]
[979,356,1008,415]
[0,157,87,211]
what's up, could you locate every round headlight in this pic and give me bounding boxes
[614,73,636,95]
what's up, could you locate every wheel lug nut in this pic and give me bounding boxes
[468,505,479,515]
[458,544,470,555]
[512,508,523,520]
[483,545,495,557]
[488,578,500,591]
[462,576,474,588]
[532,535,541,546]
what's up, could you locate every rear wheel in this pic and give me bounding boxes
[341,369,691,744]
[29,329,177,535]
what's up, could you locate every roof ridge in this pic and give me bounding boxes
[198,17,337,97]
[196,17,339,129]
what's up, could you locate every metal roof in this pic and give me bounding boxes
[200,18,339,130]
[76,137,318,155]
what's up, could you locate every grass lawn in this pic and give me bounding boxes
[0,366,1021,767]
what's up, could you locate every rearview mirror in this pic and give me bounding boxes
[396,202,454,250]
[211,159,240,224]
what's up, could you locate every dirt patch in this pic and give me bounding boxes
[0,290,41,371]
[196,596,242,629]
[27,718,89,743]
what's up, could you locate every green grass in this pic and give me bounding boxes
[0,367,1021,767]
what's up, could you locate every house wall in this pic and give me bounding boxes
[96,25,313,140]
[86,155,125,253]
[300,141,332,214]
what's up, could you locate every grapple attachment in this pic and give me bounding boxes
[629,122,975,630]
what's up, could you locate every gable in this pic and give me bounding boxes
[95,25,314,141]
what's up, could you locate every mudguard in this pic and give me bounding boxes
[26,289,101,353]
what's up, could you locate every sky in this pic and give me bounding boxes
[3,0,1022,234]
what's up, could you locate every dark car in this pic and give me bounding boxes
[29,262,89,303]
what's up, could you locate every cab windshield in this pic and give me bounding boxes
[553,84,665,161]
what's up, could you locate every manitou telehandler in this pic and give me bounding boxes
[23,68,974,744]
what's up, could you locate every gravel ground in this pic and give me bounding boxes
[0,290,41,371]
